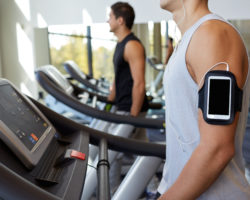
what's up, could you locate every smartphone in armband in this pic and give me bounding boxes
[207,76,231,120]
[198,70,243,125]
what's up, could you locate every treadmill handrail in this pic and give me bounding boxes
[30,97,166,158]
[71,79,162,110]
[97,139,110,200]
[146,57,164,71]
[35,71,165,129]
[64,61,163,110]
[70,82,112,104]
[64,61,109,95]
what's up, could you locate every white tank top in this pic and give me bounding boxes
[158,13,250,199]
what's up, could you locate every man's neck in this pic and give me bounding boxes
[115,28,132,42]
[173,2,210,35]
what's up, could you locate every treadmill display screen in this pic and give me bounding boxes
[0,84,48,151]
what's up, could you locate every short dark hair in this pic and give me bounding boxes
[168,37,173,43]
[111,2,135,30]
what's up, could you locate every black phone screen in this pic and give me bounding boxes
[208,79,230,115]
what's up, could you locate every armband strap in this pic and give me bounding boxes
[198,86,205,112]
[234,84,243,112]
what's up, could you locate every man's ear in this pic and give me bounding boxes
[117,16,124,25]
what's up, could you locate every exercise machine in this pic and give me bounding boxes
[35,65,165,199]
[0,78,165,200]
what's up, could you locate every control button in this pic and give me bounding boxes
[18,134,23,139]
[29,136,36,144]
[31,133,38,141]
[70,150,85,160]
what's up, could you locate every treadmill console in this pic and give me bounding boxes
[0,79,55,169]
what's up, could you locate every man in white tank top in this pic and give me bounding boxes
[158,0,250,199]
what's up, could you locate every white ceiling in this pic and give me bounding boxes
[30,0,250,26]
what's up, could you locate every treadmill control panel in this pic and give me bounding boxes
[0,80,55,169]
[0,84,48,150]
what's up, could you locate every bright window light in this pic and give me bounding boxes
[15,0,30,21]
[82,9,93,26]
[161,20,166,36]
[148,21,154,31]
[168,20,181,43]
[20,82,32,96]
[106,6,111,21]
[48,24,86,50]
[16,23,34,81]
[91,23,116,50]
[37,13,47,28]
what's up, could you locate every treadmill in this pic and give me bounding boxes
[0,79,88,200]
[35,65,164,129]
[0,79,165,200]
[35,65,166,199]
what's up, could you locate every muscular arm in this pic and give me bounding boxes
[159,20,248,200]
[124,40,146,116]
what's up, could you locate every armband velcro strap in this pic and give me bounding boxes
[198,85,205,110]
[234,84,243,112]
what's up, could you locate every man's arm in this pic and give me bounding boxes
[107,81,116,102]
[124,40,146,116]
[159,20,248,200]
[164,45,173,65]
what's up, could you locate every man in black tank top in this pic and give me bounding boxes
[106,3,149,195]
[107,2,148,116]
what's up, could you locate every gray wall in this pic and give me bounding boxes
[0,43,2,77]
[231,20,250,56]
[0,0,37,97]
[34,28,50,68]
[29,0,250,26]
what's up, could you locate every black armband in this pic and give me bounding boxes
[198,70,243,125]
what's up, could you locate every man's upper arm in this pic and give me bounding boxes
[187,20,247,89]
[187,20,248,150]
[124,40,145,84]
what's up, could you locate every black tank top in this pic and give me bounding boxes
[113,32,148,112]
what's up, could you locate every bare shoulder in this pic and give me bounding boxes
[124,40,145,60]
[125,40,144,52]
[186,19,248,88]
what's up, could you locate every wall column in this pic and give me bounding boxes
[153,23,162,62]
[132,23,154,88]
[34,27,51,68]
